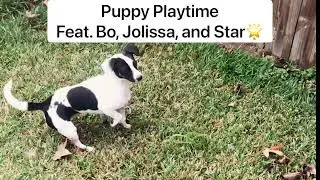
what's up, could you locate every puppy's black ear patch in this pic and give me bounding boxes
[123,43,140,59]
[110,58,135,82]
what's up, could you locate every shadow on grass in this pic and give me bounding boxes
[52,113,158,148]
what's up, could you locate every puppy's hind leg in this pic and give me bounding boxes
[57,121,95,152]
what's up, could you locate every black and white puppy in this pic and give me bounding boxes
[3,44,142,152]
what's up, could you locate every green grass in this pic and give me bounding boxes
[0,2,316,179]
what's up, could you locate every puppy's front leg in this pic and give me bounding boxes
[118,108,131,129]
[102,110,123,127]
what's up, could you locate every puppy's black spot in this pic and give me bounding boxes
[109,58,135,82]
[67,86,98,111]
[56,103,78,121]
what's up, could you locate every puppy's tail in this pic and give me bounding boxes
[3,80,50,111]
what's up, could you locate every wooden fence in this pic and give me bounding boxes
[271,0,316,68]
[224,0,316,68]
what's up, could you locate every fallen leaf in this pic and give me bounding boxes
[282,164,316,180]
[282,172,302,180]
[27,0,36,10]
[262,148,284,158]
[302,164,316,179]
[265,55,276,61]
[25,10,39,18]
[43,0,48,7]
[306,164,316,176]
[234,83,245,95]
[228,102,237,107]
[270,144,284,151]
[52,139,72,160]
[268,149,284,156]
[274,57,288,68]
[276,156,290,164]
[262,148,271,157]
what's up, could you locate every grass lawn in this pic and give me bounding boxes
[0,2,316,179]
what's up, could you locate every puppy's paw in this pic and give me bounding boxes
[85,146,95,152]
[122,123,132,129]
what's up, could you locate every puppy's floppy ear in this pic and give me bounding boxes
[123,43,140,59]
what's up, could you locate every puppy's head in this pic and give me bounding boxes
[101,44,142,82]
